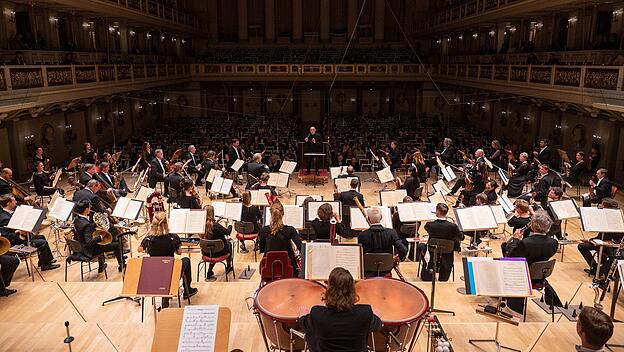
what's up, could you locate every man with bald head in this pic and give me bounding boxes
[0,168,32,203]
[358,207,407,276]
[304,126,322,175]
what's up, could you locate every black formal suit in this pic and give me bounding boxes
[388,148,401,171]
[334,190,365,230]
[79,172,94,187]
[593,177,612,204]
[0,177,24,202]
[358,224,407,276]
[167,172,184,202]
[536,147,552,165]
[567,161,586,184]
[32,172,57,196]
[0,253,19,292]
[149,158,169,194]
[505,233,562,313]
[184,152,205,185]
[72,188,109,214]
[530,171,561,207]
[72,214,122,265]
[420,219,464,281]
[96,172,127,197]
[0,208,54,267]
[399,175,420,200]
[439,145,456,164]
[300,304,382,352]
[227,146,242,170]
[247,161,268,179]
[305,133,323,173]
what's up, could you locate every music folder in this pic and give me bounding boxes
[302,242,363,281]
[48,197,75,222]
[212,202,243,221]
[432,180,451,195]
[349,206,393,230]
[112,197,144,220]
[250,190,271,206]
[379,189,407,207]
[267,172,290,188]
[168,209,207,234]
[264,205,305,229]
[210,176,234,195]
[295,195,323,206]
[134,186,156,203]
[122,257,181,297]
[548,199,580,221]
[279,160,297,174]
[334,177,358,193]
[330,166,348,179]
[397,202,437,222]
[376,167,394,183]
[462,257,532,297]
[206,169,223,183]
[307,201,341,221]
[453,206,499,231]
[231,159,244,172]
[579,207,624,233]
[7,205,46,233]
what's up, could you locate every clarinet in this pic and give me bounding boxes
[591,236,624,310]
[502,222,531,256]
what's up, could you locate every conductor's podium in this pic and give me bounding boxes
[297,169,329,185]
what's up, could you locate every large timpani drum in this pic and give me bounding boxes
[356,278,429,351]
[253,278,325,351]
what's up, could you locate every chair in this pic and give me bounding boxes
[259,251,294,286]
[64,238,108,282]
[235,221,258,261]
[414,186,424,201]
[529,259,557,322]
[425,238,456,282]
[363,253,394,278]
[611,185,618,198]
[399,223,419,262]
[197,239,234,282]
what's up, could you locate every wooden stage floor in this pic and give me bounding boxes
[1,172,623,351]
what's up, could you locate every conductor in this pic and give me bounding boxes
[304,126,323,175]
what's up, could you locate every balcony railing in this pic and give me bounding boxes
[192,63,425,77]
[106,0,201,30]
[441,50,620,66]
[417,0,521,31]
[0,49,187,66]
[431,64,624,91]
[0,64,191,93]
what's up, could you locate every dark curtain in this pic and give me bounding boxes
[303,0,320,33]
[248,0,265,28]
[275,0,292,36]
[218,0,238,41]
[384,0,404,42]
[358,0,374,26]
[331,0,347,34]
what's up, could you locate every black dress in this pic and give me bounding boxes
[176,194,201,209]
[310,218,347,241]
[241,205,262,233]
[258,225,302,273]
[32,172,56,196]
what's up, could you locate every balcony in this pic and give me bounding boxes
[430,63,624,108]
[0,64,192,114]
[0,49,186,65]
[442,50,620,66]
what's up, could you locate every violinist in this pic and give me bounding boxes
[167,162,185,203]
[33,161,64,196]
[176,178,202,209]
[97,162,127,197]
[411,149,428,183]
[583,168,612,207]
[102,152,130,194]
[184,145,205,187]
[0,168,33,204]
[523,164,561,208]
[33,146,49,171]
[565,151,587,185]
[506,152,530,197]
[397,166,420,201]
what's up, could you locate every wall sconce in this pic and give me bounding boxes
[164,97,170,103]
[82,22,92,30]
[567,16,578,26]
[171,37,177,42]
[509,26,516,33]
[108,25,115,33]
[4,8,15,22]
[129,30,136,36]
[146,32,152,39]
[96,116,103,120]
[24,134,35,141]
[458,34,463,41]
[555,124,562,129]
[65,124,73,129]
[385,97,390,102]
[535,22,543,30]
[523,115,530,121]
[267,98,273,102]
[436,38,441,44]
[592,134,602,140]
[49,16,58,26]
[350,98,356,103]
[181,39,186,44]
[472,32,478,39]
[488,29,496,37]
[614,8,623,18]
[232,98,237,102]
[160,34,165,41]
[446,37,451,42]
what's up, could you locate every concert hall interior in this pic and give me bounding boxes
[2,0,624,351]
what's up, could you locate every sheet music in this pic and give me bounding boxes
[335,177,357,193]
[267,172,289,188]
[168,209,188,234]
[349,206,393,230]
[178,305,219,352]
[134,186,155,202]
[580,207,624,233]
[210,176,224,193]
[441,166,456,182]
[472,260,501,296]
[428,192,447,206]
[212,202,242,221]
[618,260,624,287]
[455,206,498,231]
[549,199,579,220]
[206,169,222,183]
[48,198,74,222]
[51,169,62,188]
[376,167,394,183]
[490,205,507,224]
[250,190,271,206]
[433,180,451,195]
[231,159,244,172]
[305,242,361,280]
[219,178,234,195]
[330,166,347,179]
[295,195,323,206]
[498,168,509,185]
[112,197,143,220]
[499,193,514,214]
[307,201,341,221]
[185,210,207,234]
[380,189,407,207]
[7,206,44,232]
[397,202,437,222]
[279,160,297,174]
[264,205,304,229]
[471,259,531,297]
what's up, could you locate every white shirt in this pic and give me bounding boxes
[2,207,13,215]
[234,147,240,159]
[157,158,165,172]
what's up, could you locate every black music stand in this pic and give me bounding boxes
[304,153,325,188]
[427,238,455,315]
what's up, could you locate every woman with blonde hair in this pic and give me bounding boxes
[299,267,381,351]
[412,149,427,182]
[138,211,197,307]
[258,202,302,275]
[200,204,233,280]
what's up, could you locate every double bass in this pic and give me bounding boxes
[7,178,39,206]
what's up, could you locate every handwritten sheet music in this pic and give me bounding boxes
[580,207,624,233]
[549,199,580,220]
[279,161,297,174]
[178,305,219,352]
[380,189,407,207]
[206,169,222,183]
[432,180,451,195]
[231,159,244,172]
[307,201,341,221]
[376,167,394,183]
[295,195,323,205]
[48,197,74,222]
[305,243,362,280]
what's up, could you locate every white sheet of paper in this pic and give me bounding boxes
[549,199,579,220]
[231,159,244,172]
[295,195,323,206]
[210,176,224,193]
[206,169,222,183]
[433,180,451,195]
[498,168,509,185]
[349,206,392,230]
[185,210,207,234]
[455,206,498,231]
[442,166,456,182]
[279,160,297,174]
[178,305,219,352]
[168,208,189,234]
[330,166,348,179]
[213,202,242,222]
[112,197,142,219]
[250,190,271,206]
[307,201,341,221]
[499,193,514,214]
[305,242,361,280]
[490,205,507,224]
[428,192,447,206]
[376,167,394,183]
[264,205,304,229]
[397,202,437,222]
[7,205,43,232]
[134,186,155,202]
[219,178,233,195]
[48,198,74,222]
[380,189,407,207]
[335,177,358,193]
[268,172,289,188]
[472,259,531,297]
[580,207,624,233]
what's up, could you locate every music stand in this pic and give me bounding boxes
[426,238,455,315]
[303,153,326,188]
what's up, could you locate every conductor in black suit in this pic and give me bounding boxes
[358,208,407,276]
[505,209,562,314]
[420,203,464,281]
[149,149,169,196]
[333,178,365,231]
[304,126,322,175]
[583,168,612,207]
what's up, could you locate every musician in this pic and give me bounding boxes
[138,211,197,306]
[167,162,185,203]
[388,140,401,171]
[583,168,611,207]
[177,179,201,209]
[240,191,262,252]
[420,203,464,281]
[450,149,486,202]
[202,150,220,193]
[397,166,420,200]
[501,200,533,255]
[505,209,562,314]
[259,202,303,276]
[102,152,130,193]
[0,168,32,203]
[81,142,97,164]
[392,196,419,253]
[577,198,623,276]
[358,208,407,275]
[33,146,48,171]
[533,139,552,165]
[566,151,587,185]
[336,165,360,186]
[0,244,19,296]
[526,164,561,208]
[484,180,498,204]
[333,178,365,230]
[576,307,614,352]
[226,138,243,171]
[32,162,63,196]
[0,194,59,271]
[139,141,153,171]
[72,200,124,273]
[184,145,205,187]
[412,149,428,182]
[79,164,97,187]
[310,203,347,241]
[149,149,169,197]
[249,172,276,195]
[200,205,233,280]
[489,140,505,166]
[304,126,322,175]
[97,162,127,197]
[545,187,564,239]
[506,152,530,197]
[247,153,269,180]
[437,138,456,164]
[72,179,112,214]
[299,267,381,352]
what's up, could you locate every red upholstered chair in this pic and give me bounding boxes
[235,221,258,261]
[611,185,618,198]
[197,239,234,282]
[259,251,294,286]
